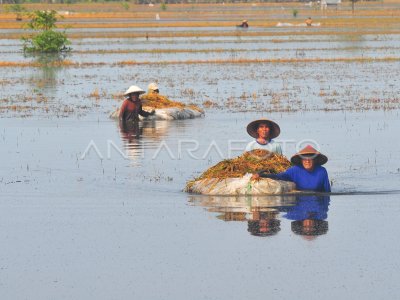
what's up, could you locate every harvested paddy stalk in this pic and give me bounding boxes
[186,149,296,195]
[141,93,185,109]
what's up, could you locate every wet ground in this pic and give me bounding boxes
[1,24,400,299]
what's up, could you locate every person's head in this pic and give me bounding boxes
[148,82,159,94]
[248,218,280,237]
[247,210,280,237]
[124,85,145,101]
[302,156,315,171]
[291,219,328,238]
[291,145,328,170]
[247,119,280,140]
[257,122,271,139]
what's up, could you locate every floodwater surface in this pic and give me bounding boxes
[1,23,400,299]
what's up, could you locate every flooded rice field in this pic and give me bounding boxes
[1,20,400,299]
[1,33,400,63]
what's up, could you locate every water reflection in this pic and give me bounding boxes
[26,53,70,93]
[117,119,171,163]
[247,210,281,237]
[188,195,296,237]
[284,195,330,240]
[189,194,330,239]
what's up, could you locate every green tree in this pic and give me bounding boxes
[5,4,26,21]
[121,2,129,10]
[26,10,58,30]
[22,10,71,53]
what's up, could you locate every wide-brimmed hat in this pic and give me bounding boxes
[290,145,328,166]
[246,119,280,139]
[291,220,328,236]
[148,82,159,91]
[124,85,145,96]
[247,219,281,237]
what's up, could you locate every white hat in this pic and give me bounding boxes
[148,82,159,91]
[124,85,145,96]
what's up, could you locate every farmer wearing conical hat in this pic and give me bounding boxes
[238,19,248,28]
[246,119,282,154]
[119,85,155,122]
[252,145,331,193]
[147,82,159,94]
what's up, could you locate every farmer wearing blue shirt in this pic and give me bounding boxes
[252,145,331,193]
[285,195,330,238]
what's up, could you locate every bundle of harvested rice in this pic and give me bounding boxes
[195,149,291,180]
[141,93,203,112]
[185,149,296,195]
[141,93,185,109]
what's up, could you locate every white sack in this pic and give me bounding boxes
[109,106,204,120]
[187,173,296,196]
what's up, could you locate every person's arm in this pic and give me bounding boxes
[258,167,294,181]
[139,103,155,117]
[119,100,127,120]
[322,169,331,192]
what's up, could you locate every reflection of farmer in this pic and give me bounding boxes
[247,210,280,237]
[119,85,155,122]
[246,119,282,154]
[284,195,330,238]
[237,19,249,28]
[252,145,331,192]
[305,17,313,27]
[119,119,142,140]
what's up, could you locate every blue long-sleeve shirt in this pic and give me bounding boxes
[284,195,330,221]
[260,165,331,192]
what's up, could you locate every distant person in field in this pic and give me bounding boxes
[305,17,313,27]
[147,82,160,95]
[237,19,249,28]
[245,119,283,154]
[119,85,155,122]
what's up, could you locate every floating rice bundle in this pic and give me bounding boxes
[141,93,185,109]
[109,93,204,120]
[186,149,296,195]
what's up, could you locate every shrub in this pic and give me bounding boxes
[121,2,129,10]
[22,10,71,53]
[23,30,71,53]
[292,9,298,17]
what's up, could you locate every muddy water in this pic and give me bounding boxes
[1,28,400,299]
